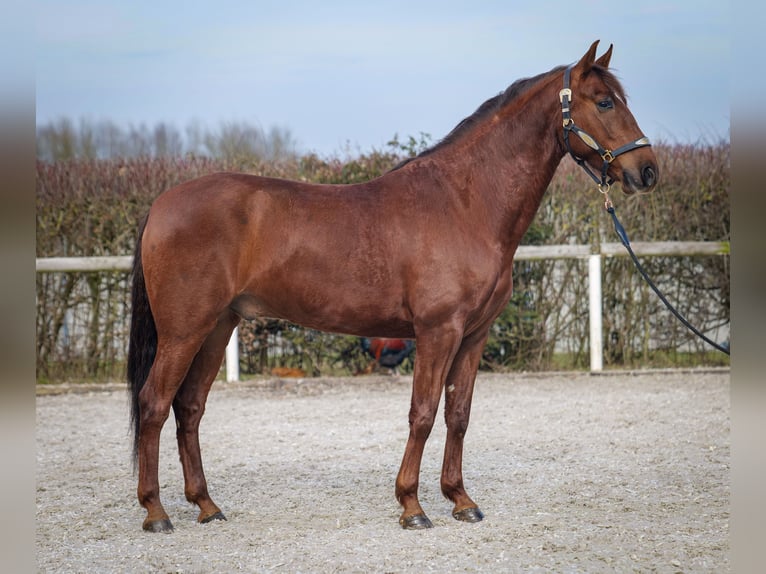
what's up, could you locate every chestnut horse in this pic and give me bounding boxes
[128,41,658,532]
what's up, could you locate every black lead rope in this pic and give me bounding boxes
[605,204,730,356]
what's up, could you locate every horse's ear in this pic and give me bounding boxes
[574,40,601,74]
[595,43,613,69]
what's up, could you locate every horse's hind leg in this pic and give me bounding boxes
[440,331,488,523]
[173,309,240,524]
[137,337,206,532]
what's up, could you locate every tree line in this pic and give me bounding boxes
[36,118,298,162]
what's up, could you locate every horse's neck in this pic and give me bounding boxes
[497,128,564,249]
[446,85,565,251]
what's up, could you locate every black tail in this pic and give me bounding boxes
[127,215,156,467]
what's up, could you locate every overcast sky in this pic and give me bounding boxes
[36,0,729,156]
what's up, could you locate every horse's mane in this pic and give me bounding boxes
[390,64,625,171]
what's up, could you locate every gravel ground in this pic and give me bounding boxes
[36,370,729,573]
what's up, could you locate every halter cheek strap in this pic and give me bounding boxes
[559,65,651,191]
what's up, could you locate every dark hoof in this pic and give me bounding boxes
[200,511,227,524]
[143,518,174,533]
[399,513,434,530]
[453,507,484,523]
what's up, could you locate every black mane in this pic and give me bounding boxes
[390,65,566,172]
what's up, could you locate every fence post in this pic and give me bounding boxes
[225,327,239,382]
[588,254,603,372]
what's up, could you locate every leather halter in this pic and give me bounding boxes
[559,65,651,191]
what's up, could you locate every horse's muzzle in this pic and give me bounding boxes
[622,162,659,194]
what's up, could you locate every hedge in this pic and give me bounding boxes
[36,139,730,381]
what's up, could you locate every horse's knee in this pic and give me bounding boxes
[445,408,470,438]
[409,409,437,440]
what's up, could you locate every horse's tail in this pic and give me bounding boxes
[127,215,156,467]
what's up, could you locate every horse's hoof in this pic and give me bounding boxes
[453,507,484,523]
[200,511,227,524]
[399,513,434,530]
[143,518,174,533]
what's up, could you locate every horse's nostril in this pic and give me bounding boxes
[642,165,657,188]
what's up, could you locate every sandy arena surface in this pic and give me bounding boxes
[36,370,729,573]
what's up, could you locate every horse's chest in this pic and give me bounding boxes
[467,267,514,330]
[487,272,514,314]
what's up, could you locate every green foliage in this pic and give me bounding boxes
[387,133,432,157]
[35,128,730,381]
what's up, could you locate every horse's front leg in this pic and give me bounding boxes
[395,324,463,529]
[441,330,489,523]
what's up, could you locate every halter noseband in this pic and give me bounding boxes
[559,65,651,192]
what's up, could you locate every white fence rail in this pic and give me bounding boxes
[36,241,729,379]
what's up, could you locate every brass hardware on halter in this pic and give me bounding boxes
[598,183,613,210]
[559,64,651,194]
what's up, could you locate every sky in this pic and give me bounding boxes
[35,0,730,156]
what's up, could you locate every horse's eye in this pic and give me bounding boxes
[597,99,614,111]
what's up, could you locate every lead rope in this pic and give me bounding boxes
[601,191,730,356]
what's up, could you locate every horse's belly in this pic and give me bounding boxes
[229,292,414,338]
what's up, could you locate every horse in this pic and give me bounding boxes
[128,40,658,532]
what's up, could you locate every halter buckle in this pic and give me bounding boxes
[601,150,614,163]
[559,88,572,103]
[599,184,613,210]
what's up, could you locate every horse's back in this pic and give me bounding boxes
[139,169,509,338]
[140,172,417,336]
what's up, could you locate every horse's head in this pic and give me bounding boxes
[560,40,658,195]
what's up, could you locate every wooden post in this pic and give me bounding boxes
[225,327,239,382]
[589,254,603,372]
